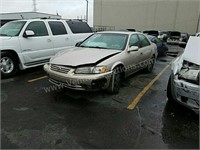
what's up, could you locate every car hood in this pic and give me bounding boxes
[182,36,200,65]
[51,47,121,67]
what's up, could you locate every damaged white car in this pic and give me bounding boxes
[167,36,200,114]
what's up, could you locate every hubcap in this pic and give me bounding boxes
[0,57,14,74]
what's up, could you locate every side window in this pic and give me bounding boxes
[129,34,140,47]
[66,21,92,34]
[138,34,151,47]
[155,37,161,44]
[25,21,48,36]
[48,21,67,35]
[151,37,160,44]
[151,38,156,44]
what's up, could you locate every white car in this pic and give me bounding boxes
[0,19,92,78]
[167,36,200,114]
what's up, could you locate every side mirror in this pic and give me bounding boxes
[23,30,35,38]
[75,41,82,47]
[179,42,186,48]
[128,46,139,52]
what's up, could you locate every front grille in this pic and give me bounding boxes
[50,64,70,74]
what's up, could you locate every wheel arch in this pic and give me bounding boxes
[1,49,21,65]
[111,62,126,79]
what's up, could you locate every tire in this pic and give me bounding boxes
[167,76,174,101]
[162,50,167,57]
[144,57,155,73]
[1,52,19,78]
[107,67,123,94]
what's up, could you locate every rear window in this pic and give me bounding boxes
[66,21,92,34]
[170,31,181,37]
[143,30,158,36]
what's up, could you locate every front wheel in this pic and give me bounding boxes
[107,68,122,94]
[144,57,155,73]
[167,76,174,101]
[1,52,19,78]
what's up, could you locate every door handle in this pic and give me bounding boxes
[47,39,52,42]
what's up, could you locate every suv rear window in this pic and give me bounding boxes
[48,21,67,35]
[66,21,92,34]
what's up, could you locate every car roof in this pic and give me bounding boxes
[97,31,141,35]
[10,18,83,22]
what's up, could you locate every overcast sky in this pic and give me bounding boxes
[0,0,94,26]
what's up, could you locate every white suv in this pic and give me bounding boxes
[0,19,92,78]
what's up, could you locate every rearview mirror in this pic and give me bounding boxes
[128,46,139,52]
[23,30,35,38]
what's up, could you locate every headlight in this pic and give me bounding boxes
[93,66,107,74]
[75,66,107,74]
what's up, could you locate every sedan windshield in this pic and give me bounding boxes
[80,33,128,50]
[0,21,26,36]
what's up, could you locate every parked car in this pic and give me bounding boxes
[167,31,181,45]
[143,30,159,37]
[126,29,136,32]
[147,35,168,56]
[158,31,169,42]
[180,32,189,43]
[167,36,199,114]
[0,19,93,78]
[44,31,157,94]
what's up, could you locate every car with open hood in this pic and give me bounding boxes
[44,31,157,94]
[167,36,200,114]
[167,31,181,45]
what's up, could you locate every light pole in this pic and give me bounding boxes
[85,0,88,22]
[197,9,200,33]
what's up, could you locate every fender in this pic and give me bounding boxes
[111,61,126,71]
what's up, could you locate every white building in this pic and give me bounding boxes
[94,0,200,34]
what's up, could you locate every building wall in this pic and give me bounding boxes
[94,0,200,34]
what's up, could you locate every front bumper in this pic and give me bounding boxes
[171,75,199,113]
[44,64,112,91]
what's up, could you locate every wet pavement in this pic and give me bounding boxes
[1,45,199,149]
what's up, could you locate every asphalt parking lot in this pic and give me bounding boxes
[1,45,199,149]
